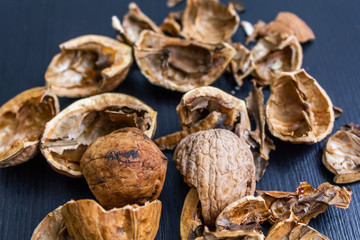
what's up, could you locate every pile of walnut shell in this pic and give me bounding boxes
[0,0,358,239]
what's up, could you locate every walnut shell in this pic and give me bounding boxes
[251,35,303,86]
[134,30,236,92]
[40,93,157,177]
[323,124,360,183]
[230,43,253,87]
[177,86,251,140]
[0,87,59,168]
[174,129,256,226]
[181,0,240,44]
[45,35,133,97]
[202,227,265,240]
[80,128,167,209]
[266,69,334,143]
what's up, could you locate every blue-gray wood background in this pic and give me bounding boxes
[0,0,359,239]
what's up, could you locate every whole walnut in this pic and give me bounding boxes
[80,128,168,209]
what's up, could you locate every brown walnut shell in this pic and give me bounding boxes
[251,34,303,86]
[61,199,161,240]
[0,87,59,168]
[202,227,265,240]
[177,86,251,140]
[45,35,133,97]
[323,124,360,183]
[266,69,334,143]
[40,93,157,177]
[80,128,167,209]
[134,30,236,92]
[230,43,253,87]
[181,0,240,44]
[112,3,162,45]
[174,129,256,226]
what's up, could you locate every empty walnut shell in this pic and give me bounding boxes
[0,87,59,168]
[177,86,251,140]
[134,30,236,92]
[174,129,256,226]
[323,124,360,183]
[181,0,240,44]
[81,128,167,209]
[251,35,303,86]
[41,93,157,177]
[45,35,133,97]
[266,69,334,143]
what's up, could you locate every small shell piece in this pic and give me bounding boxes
[230,43,253,87]
[174,129,256,226]
[134,31,236,92]
[202,227,265,240]
[257,182,352,224]
[40,93,157,177]
[31,206,71,240]
[160,11,182,37]
[112,3,162,45]
[45,35,133,98]
[248,12,315,44]
[61,199,161,240]
[266,69,334,144]
[0,87,59,168]
[81,128,167,209]
[181,0,240,44]
[265,214,329,240]
[215,196,270,232]
[323,124,360,183]
[251,35,303,86]
[177,86,250,140]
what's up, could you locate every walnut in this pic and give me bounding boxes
[112,3,162,45]
[323,124,360,183]
[45,35,132,98]
[134,30,236,92]
[0,87,59,168]
[174,129,256,226]
[266,214,329,240]
[80,128,167,209]
[32,199,161,240]
[251,34,303,86]
[266,69,334,144]
[181,0,240,44]
[257,182,352,224]
[247,12,315,44]
[40,93,157,177]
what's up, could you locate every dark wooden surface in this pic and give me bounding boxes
[0,0,359,239]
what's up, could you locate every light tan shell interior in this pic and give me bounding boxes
[41,93,157,177]
[0,87,59,167]
[45,35,132,97]
[266,69,334,143]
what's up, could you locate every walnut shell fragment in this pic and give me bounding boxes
[41,93,157,177]
[323,124,360,183]
[181,0,240,44]
[177,86,250,140]
[167,0,183,8]
[257,182,352,224]
[61,199,161,240]
[0,87,59,168]
[266,69,334,144]
[202,227,265,240]
[174,129,256,226]
[160,11,182,37]
[112,3,162,45]
[248,12,315,44]
[31,206,71,240]
[251,35,303,86]
[45,35,132,98]
[81,128,167,209]
[134,31,236,92]
[216,196,270,232]
[230,43,253,87]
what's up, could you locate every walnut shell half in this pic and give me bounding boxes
[323,124,360,183]
[174,129,256,226]
[134,31,236,92]
[45,35,133,97]
[40,93,157,177]
[0,87,59,168]
[266,69,334,144]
